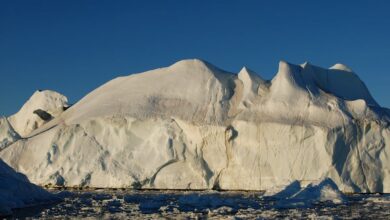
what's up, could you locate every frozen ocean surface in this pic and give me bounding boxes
[9,190,390,219]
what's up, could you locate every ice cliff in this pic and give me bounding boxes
[1,59,389,193]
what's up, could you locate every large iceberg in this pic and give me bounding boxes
[1,59,389,193]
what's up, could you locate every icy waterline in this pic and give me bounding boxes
[8,190,390,219]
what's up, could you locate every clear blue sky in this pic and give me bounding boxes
[1,0,389,116]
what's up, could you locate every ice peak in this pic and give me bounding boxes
[239,66,254,77]
[239,66,250,73]
[167,59,234,84]
[300,61,311,68]
[170,59,211,70]
[277,60,303,75]
[238,66,265,83]
[272,60,302,83]
[329,63,353,72]
[7,90,68,137]
[278,60,290,72]
[21,90,68,113]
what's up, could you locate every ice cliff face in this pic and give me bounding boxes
[1,59,389,193]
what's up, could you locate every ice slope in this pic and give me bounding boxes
[41,59,233,126]
[1,59,389,193]
[0,159,57,216]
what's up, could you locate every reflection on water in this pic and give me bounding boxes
[11,190,390,219]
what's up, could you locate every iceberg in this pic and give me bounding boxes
[0,59,389,193]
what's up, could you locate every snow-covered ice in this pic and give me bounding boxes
[1,59,389,193]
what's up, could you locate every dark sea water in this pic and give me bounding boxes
[10,190,390,219]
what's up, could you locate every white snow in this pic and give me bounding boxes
[0,159,57,216]
[0,59,389,193]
